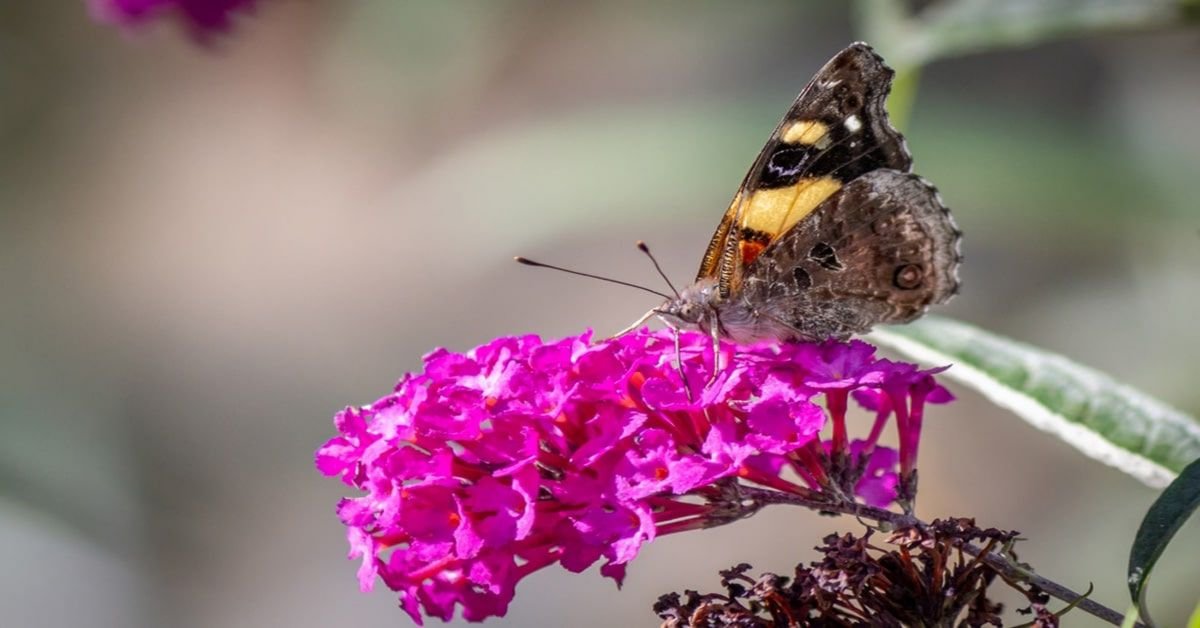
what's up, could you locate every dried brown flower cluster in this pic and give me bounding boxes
[655,518,1060,627]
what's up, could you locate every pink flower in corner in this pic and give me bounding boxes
[88,0,258,39]
[315,329,952,624]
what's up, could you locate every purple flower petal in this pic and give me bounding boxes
[88,0,258,40]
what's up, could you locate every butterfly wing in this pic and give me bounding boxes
[697,42,912,299]
[732,169,961,341]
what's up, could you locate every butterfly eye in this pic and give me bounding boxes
[893,264,924,290]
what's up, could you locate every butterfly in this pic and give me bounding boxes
[641,42,962,345]
[517,42,961,350]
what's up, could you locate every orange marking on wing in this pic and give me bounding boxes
[740,241,766,266]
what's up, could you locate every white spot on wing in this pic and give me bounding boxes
[844,115,862,133]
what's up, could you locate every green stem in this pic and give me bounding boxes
[886,64,921,133]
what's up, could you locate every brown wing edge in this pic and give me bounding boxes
[910,173,962,310]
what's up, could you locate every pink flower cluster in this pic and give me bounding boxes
[315,329,951,624]
[87,0,257,39]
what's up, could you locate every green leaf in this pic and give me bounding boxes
[1128,456,1200,626]
[869,316,1200,488]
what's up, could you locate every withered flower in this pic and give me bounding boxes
[655,518,1059,627]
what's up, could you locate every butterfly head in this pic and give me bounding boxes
[655,278,720,331]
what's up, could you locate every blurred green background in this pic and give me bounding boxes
[1,2,1198,626]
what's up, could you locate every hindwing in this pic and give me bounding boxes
[733,169,962,340]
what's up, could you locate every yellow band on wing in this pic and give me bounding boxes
[740,176,842,241]
[781,120,831,147]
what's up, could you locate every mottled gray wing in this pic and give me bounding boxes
[737,169,962,341]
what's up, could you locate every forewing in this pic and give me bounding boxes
[697,42,912,297]
[737,169,962,340]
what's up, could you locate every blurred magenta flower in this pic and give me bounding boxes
[314,329,951,624]
[87,0,257,39]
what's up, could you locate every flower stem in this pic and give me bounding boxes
[732,484,1142,627]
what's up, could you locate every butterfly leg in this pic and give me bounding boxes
[611,308,657,339]
[673,326,694,403]
[706,316,722,387]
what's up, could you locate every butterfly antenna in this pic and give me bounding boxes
[514,256,672,299]
[636,241,680,298]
